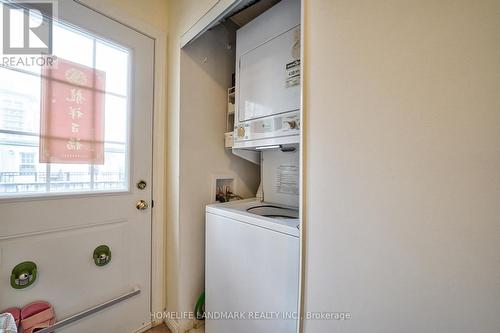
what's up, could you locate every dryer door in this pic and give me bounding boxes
[237,26,301,123]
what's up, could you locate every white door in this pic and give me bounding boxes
[0,1,154,332]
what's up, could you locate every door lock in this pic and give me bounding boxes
[137,180,147,190]
[136,200,148,210]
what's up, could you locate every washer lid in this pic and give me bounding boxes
[206,199,299,237]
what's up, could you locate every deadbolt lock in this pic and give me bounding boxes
[137,180,147,190]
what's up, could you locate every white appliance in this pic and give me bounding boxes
[205,199,300,333]
[233,0,301,149]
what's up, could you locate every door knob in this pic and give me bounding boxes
[136,200,148,210]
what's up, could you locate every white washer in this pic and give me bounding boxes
[205,199,300,333]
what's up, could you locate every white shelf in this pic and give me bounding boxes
[228,103,235,115]
[224,131,234,149]
[226,86,236,138]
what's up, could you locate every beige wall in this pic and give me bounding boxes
[101,0,168,33]
[168,0,219,39]
[302,1,500,332]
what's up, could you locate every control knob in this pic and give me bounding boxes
[287,120,298,129]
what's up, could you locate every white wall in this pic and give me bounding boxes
[302,1,500,332]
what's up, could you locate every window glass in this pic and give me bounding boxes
[0,20,130,197]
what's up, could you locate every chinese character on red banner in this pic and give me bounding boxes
[40,58,105,164]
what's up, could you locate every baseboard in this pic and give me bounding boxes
[133,322,153,333]
[190,320,205,332]
[164,317,180,333]
[151,318,164,327]
[165,318,198,333]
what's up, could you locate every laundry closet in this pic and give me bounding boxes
[179,0,302,332]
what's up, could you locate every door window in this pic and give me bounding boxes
[0,20,130,196]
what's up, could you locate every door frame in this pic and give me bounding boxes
[74,0,167,328]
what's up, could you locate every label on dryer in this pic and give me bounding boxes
[285,60,301,88]
[276,165,299,195]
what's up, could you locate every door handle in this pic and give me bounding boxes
[136,200,148,210]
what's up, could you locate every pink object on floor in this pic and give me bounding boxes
[20,301,56,333]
